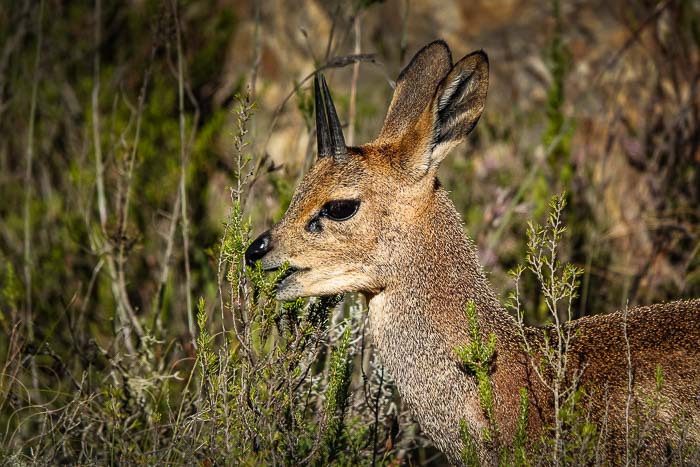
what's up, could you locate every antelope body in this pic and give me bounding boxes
[245,41,700,464]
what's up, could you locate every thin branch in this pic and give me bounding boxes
[250,0,262,100]
[93,0,107,231]
[111,36,160,345]
[23,0,44,397]
[371,364,384,466]
[254,53,378,186]
[89,0,138,354]
[347,12,361,146]
[151,190,182,328]
[323,4,339,62]
[172,0,196,347]
[154,2,201,336]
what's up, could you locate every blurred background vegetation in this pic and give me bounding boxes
[0,0,698,464]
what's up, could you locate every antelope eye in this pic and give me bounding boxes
[320,199,360,221]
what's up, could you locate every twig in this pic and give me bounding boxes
[371,365,384,466]
[153,2,201,336]
[254,54,378,185]
[93,0,107,231]
[250,1,262,100]
[323,4,339,62]
[110,32,161,346]
[23,0,44,398]
[347,12,362,146]
[0,322,24,416]
[151,190,182,328]
[171,0,196,348]
[89,0,137,355]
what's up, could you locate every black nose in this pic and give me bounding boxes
[245,230,272,267]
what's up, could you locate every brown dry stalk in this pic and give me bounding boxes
[23,0,44,398]
[172,0,196,347]
[347,13,362,146]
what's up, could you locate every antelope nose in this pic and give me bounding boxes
[245,231,272,267]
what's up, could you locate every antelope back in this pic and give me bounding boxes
[245,41,489,300]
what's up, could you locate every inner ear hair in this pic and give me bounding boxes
[430,51,489,155]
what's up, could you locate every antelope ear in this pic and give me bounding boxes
[410,50,489,175]
[377,40,453,143]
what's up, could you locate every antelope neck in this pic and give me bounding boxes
[376,190,517,341]
[365,191,518,460]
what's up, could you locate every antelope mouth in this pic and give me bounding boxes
[265,265,308,286]
[278,266,300,283]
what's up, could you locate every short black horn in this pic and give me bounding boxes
[314,74,332,158]
[320,74,347,161]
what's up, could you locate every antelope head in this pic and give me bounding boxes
[245,41,489,301]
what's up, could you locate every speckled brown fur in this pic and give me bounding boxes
[249,41,700,464]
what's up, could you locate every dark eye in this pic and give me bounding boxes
[320,199,360,221]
